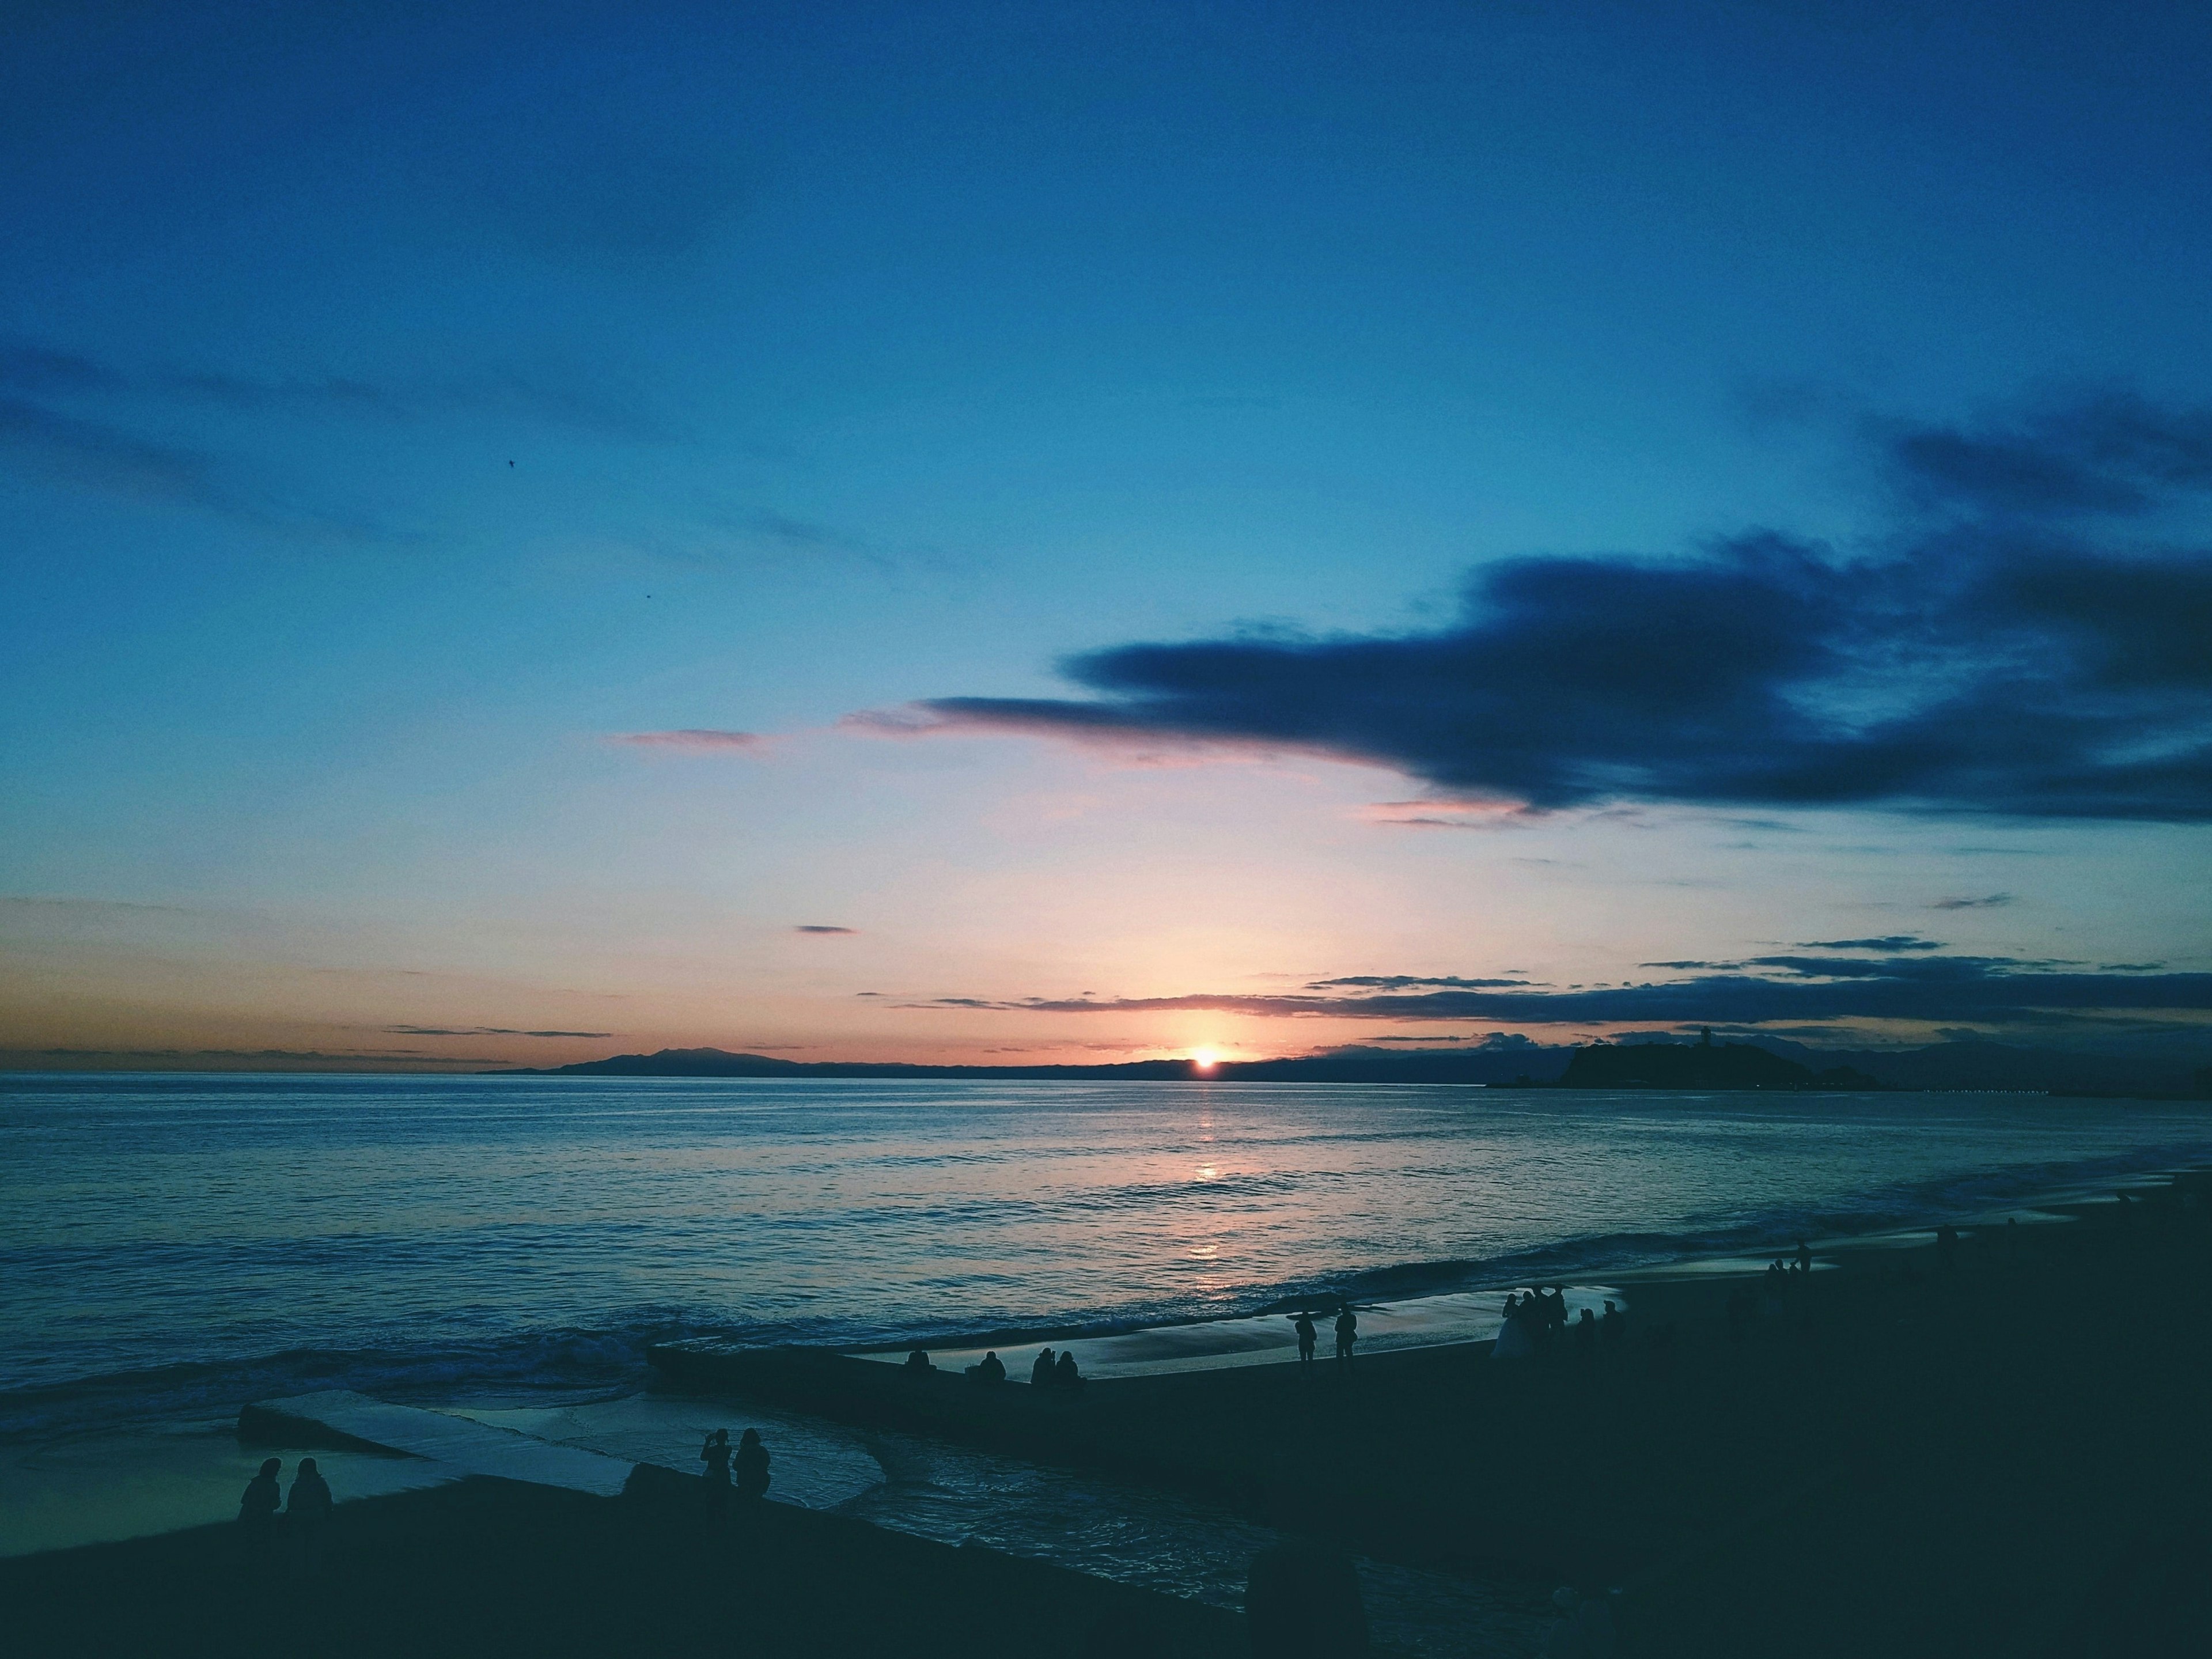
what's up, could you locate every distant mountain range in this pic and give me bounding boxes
[519,1039,2211,1096]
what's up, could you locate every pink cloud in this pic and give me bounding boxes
[1359,797,1535,830]
[608,729,767,752]
[837,703,1371,772]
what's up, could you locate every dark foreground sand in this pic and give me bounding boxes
[664,1176,2212,1656]
[1,1470,1238,1659]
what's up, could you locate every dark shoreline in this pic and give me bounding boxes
[643,1175,2212,1653]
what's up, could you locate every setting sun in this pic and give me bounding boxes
[1191,1047,1220,1071]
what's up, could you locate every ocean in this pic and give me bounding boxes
[7,1072,2211,1646]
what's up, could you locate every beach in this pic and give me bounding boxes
[0,1468,1239,1659]
[9,1077,2212,1653]
[648,1179,2212,1654]
[9,1177,2210,1654]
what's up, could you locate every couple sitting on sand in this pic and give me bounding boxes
[238,1456,335,1573]
[1029,1346,1082,1390]
[699,1427,770,1508]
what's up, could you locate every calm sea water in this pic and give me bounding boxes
[8,1073,2211,1647]
[6,1071,2211,1436]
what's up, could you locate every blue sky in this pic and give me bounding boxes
[4,1,2209,1067]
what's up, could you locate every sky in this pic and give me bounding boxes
[3,0,2210,1070]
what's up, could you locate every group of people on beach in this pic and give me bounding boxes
[901,1344,1085,1389]
[237,1455,334,1573]
[1494,1289,1624,1361]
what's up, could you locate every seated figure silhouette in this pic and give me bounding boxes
[238,1457,282,1558]
[969,1350,1006,1382]
[1292,1312,1317,1366]
[1054,1349,1082,1390]
[286,1457,332,1575]
[734,1428,770,1500]
[902,1349,931,1374]
[1031,1347,1057,1387]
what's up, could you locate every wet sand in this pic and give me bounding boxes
[0,1470,1240,1659]
[659,1176,2212,1654]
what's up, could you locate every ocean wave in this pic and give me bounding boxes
[6,1124,2206,1446]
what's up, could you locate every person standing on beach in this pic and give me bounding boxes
[734,1427,770,1501]
[286,1457,332,1577]
[1334,1304,1358,1367]
[1797,1240,1812,1275]
[1293,1311,1317,1366]
[238,1457,282,1563]
[700,1429,733,1518]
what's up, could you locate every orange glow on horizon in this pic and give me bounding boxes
[1191,1046,1220,1071]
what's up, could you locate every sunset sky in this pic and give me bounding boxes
[4,1,2210,1069]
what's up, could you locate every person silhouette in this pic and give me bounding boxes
[238,1457,282,1561]
[971,1350,1006,1382]
[1031,1347,1057,1387]
[1293,1312,1317,1366]
[1054,1349,1081,1390]
[700,1428,733,1517]
[734,1428,770,1501]
[1334,1304,1358,1366]
[902,1349,931,1374]
[1600,1300,1624,1348]
[1574,1306,1597,1358]
[286,1457,332,1577]
[1796,1240,1812,1275]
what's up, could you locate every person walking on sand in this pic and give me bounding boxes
[734,1428,770,1501]
[1293,1311,1317,1366]
[286,1456,332,1577]
[1334,1303,1358,1367]
[700,1428,733,1518]
[238,1457,282,1565]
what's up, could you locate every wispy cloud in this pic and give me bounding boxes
[382,1025,612,1038]
[1799,935,1943,950]
[794,925,856,935]
[912,955,2212,1028]
[607,729,767,752]
[1930,894,2014,910]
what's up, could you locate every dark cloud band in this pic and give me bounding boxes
[893,393,2212,821]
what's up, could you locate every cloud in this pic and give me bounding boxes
[1930,894,2014,910]
[607,729,767,752]
[794,925,857,935]
[1798,935,1943,951]
[1881,391,2212,517]
[0,387,404,541]
[882,392,2212,822]
[1305,975,1531,990]
[382,1026,612,1038]
[0,396,224,509]
[922,955,2212,1028]
[2,333,669,441]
